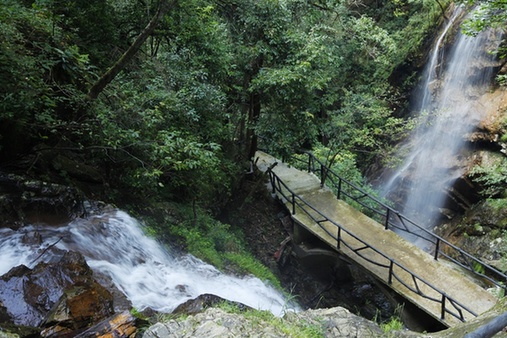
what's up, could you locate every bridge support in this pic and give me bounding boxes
[292,220,313,244]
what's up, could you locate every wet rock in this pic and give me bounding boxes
[172,294,251,315]
[0,251,114,332]
[72,310,138,338]
[42,281,114,336]
[41,311,138,338]
[92,273,132,314]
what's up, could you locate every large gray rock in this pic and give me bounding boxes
[142,306,385,338]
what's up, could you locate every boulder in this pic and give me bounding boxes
[41,281,114,337]
[142,306,385,338]
[172,294,251,315]
[0,251,115,335]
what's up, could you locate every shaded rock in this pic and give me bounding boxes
[172,294,251,316]
[0,173,84,229]
[50,155,103,185]
[92,273,132,314]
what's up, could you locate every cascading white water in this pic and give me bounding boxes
[381,7,502,237]
[0,208,295,316]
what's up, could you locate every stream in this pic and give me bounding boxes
[0,207,295,317]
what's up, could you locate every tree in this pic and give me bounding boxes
[460,0,507,35]
[88,0,175,99]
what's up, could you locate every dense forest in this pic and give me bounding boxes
[0,0,506,252]
[1,0,456,204]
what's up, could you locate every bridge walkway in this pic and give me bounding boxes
[255,151,497,328]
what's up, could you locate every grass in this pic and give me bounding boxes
[380,315,404,336]
[374,305,404,336]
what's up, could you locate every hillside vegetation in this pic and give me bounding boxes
[0,0,453,208]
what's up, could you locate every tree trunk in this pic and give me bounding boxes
[246,55,264,160]
[87,0,175,100]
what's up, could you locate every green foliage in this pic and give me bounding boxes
[460,0,507,36]
[89,45,236,201]
[497,74,507,87]
[380,315,404,334]
[323,88,414,161]
[487,198,507,213]
[473,261,486,274]
[0,0,93,153]
[374,304,404,335]
[130,307,148,321]
[167,209,238,269]
[470,156,507,197]
[33,0,123,66]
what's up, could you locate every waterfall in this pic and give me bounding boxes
[0,208,295,316]
[381,7,502,240]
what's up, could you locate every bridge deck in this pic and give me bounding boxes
[255,151,497,327]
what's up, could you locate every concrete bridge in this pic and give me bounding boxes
[255,151,505,328]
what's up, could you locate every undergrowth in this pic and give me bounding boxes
[142,202,282,290]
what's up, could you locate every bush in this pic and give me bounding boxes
[470,156,507,198]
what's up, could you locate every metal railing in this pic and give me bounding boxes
[284,151,507,294]
[267,167,477,322]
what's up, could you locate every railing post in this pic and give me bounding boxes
[337,178,342,200]
[307,154,312,173]
[434,238,440,260]
[269,172,276,194]
[337,227,341,250]
[320,164,325,187]
[388,260,394,284]
[441,294,446,320]
[384,208,390,230]
[292,193,296,215]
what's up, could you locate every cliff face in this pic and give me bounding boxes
[436,60,507,271]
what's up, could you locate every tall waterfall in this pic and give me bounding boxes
[381,7,502,238]
[0,208,294,316]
